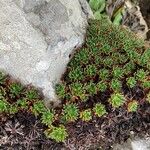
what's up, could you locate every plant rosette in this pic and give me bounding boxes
[127,100,138,112]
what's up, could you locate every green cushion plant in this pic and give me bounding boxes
[112,66,124,79]
[25,88,39,100]
[74,48,89,65]
[41,110,55,126]
[103,57,114,68]
[62,103,79,122]
[109,93,125,108]
[139,48,150,66]
[0,99,8,113]
[93,103,107,117]
[68,66,83,81]
[97,81,107,92]
[127,100,138,112]
[84,65,97,77]
[17,99,29,110]
[31,101,47,116]
[45,125,68,142]
[0,17,150,144]
[123,61,135,75]
[69,82,86,100]
[142,81,150,89]
[126,77,137,88]
[85,81,97,95]
[99,69,109,81]
[55,83,66,99]
[9,82,23,98]
[9,104,18,114]
[80,109,92,121]
[110,79,122,92]
[135,69,148,81]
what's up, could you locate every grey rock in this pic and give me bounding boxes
[0,0,93,106]
[113,137,150,150]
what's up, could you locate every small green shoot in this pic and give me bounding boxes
[111,79,122,92]
[127,100,138,112]
[9,83,23,97]
[55,83,66,99]
[93,103,107,117]
[41,110,54,126]
[97,81,107,92]
[85,82,97,95]
[68,67,83,81]
[109,93,125,108]
[17,99,28,110]
[63,104,79,122]
[84,65,97,77]
[113,66,124,79]
[32,101,46,116]
[135,69,148,81]
[127,77,137,88]
[45,125,68,142]
[99,69,109,81]
[80,109,92,121]
[0,99,8,113]
[25,89,39,100]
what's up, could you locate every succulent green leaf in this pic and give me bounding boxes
[109,93,125,108]
[93,103,107,117]
[89,0,105,12]
[113,12,122,25]
[63,104,79,122]
[45,125,68,142]
[80,109,92,121]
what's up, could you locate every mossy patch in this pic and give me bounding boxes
[57,17,150,107]
[0,18,150,144]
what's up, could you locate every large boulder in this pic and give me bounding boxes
[0,0,93,106]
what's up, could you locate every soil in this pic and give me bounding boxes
[0,85,149,150]
[0,2,150,149]
[139,0,150,40]
[0,112,64,150]
[0,104,149,150]
[62,79,150,149]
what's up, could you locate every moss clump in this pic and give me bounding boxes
[93,103,107,117]
[127,100,138,112]
[109,93,125,108]
[1,17,150,143]
[80,109,92,121]
[0,99,8,113]
[45,125,68,142]
[126,77,137,88]
[41,110,55,126]
[9,83,24,98]
[55,17,150,141]
[57,17,149,109]
[62,103,79,122]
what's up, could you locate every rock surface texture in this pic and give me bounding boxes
[0,0,92,105]
[113,137,150,150]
